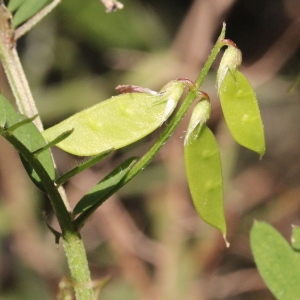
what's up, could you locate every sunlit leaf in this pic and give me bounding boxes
[250,222,300,300]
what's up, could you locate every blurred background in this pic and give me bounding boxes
[0,0,300,299]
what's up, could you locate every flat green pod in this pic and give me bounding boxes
[42,80,185,156]
[219,69,265,156]
[184,124,226,236]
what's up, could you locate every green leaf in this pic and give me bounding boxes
[250,222,300,300]
[218,69,265,156]
[73,157,137,217]
[42,80,185,156]
[184,124,226,235]
[0,95,55,190]
[55,148,114,186]
[11,0,49,27]
[7,0,23,13]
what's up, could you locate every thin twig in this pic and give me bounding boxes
[15,0,61,40]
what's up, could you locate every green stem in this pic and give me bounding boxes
[74,23,227,230]
[4,133,93,299]
[124,23,226,183]
[195,23,227,89]
[0,5,93,299]
[15,0,62,40]
[62,232,94,300]
[0,4,43,130]
[74,23,226,228]
[0,4,71,211]
[73,24,227,230]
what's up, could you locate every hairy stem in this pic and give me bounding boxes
[0,4,93,299]
[74,23,227,229]
[15,0,61,40]
[3,131,94,299]
[124,23,226,183]
[0,3,43,130]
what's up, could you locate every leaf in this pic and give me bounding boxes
[73,157,137,217]
[7,0,24,13]
[11,0,49,27]
[55,149,114,186]
[218,69,265,156]
[0,95,55,191]
[42,80,185,156]
[184,124,226,235]
[250,222,300,300]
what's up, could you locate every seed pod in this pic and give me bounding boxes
[42,80,185,156]
[184,119,226,235]
[217,46,265,156]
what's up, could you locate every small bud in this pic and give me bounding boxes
[184,100,211,145]
[217,46,242,91]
